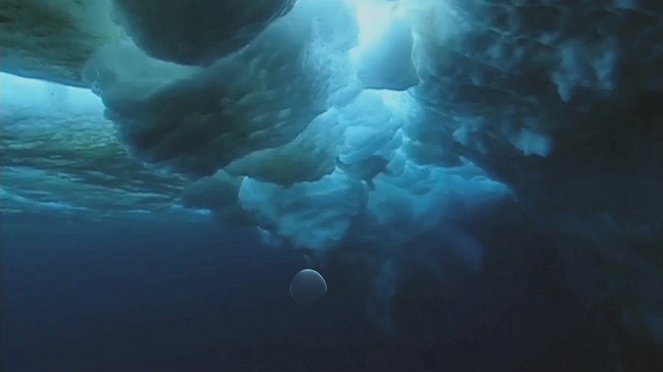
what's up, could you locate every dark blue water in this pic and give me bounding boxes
[0,206,655,371]
[1,216,377,371]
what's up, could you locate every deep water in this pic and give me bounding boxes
[3,202,658,372]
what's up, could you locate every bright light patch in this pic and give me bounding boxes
[353,0,396,46]
[0,72,105,119]
[371,89,412,115]
[346,0,401,57]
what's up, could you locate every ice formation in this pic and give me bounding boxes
[1,0,662,349]
[60,0,514,251]
[0,0,123,86]
[111,0,295,65]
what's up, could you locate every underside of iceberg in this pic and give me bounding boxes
[1,0,662,370]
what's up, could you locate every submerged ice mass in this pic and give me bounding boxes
[66,0,513,252]
[2,0,663,351]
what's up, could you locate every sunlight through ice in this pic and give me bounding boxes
[346,0,402,59]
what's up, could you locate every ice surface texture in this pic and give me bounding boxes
[2,0,662,250]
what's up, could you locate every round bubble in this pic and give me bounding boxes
[290,269,327,306]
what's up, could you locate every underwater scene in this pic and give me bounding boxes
[1,1,662,371]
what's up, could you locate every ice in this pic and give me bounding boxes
[239,171,366,251]
[353,16,418,90]
[85,0,358,177]
[111,0,295,65]
[0,0,122,86]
